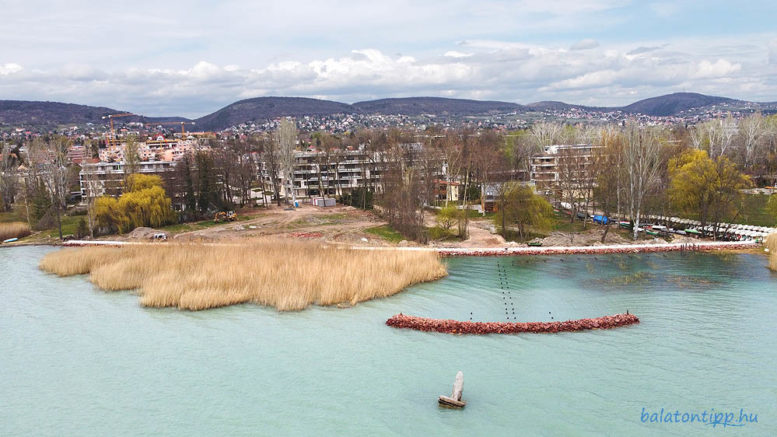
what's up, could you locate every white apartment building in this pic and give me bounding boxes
[79,161,174,199]
[530,144,601,195]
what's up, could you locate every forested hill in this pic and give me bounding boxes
[0,100,187,128]
[193,97,354,131]
[619,92,740,116]
[352,97,525,116]
[528,92,744,116]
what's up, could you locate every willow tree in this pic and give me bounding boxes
[668,149,751,237]
[94,174,176,234]
[495,183,553,241]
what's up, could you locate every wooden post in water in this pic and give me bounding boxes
[438,371,466,408]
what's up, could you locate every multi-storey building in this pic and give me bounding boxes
[79,160,175,199]
[264,149,387,200]
[530,144,601,196]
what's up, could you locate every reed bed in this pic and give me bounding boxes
[767,233,777,272]
[0,222,31,241]
[39,241,448,311]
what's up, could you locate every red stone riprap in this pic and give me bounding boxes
[386,313,640,335]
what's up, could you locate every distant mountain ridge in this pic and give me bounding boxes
[1,93,772,131]
[527,93,747,116]
[194,97,354,131]
[619,93,740,116]
[194,96,526,130]
[352,97,525,116]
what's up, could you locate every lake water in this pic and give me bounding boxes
[1,246,775,436]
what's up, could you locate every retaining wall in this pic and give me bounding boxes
[435,241,757,257]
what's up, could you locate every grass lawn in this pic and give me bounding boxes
[0,208,28,223]
[551,214,587,233]
[739,194,776,227]
[665,194,775,227]
[45,215,83,238]
[365,225,405,243]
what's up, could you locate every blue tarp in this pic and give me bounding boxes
[593,215,609,224]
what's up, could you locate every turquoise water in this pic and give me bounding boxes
[1,246,776,436]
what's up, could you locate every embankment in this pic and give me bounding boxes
[435,241,758,257]
[386,313,639,335]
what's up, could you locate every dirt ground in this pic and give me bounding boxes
[121,205,715,249]
[119,204,511,248]
[166,204,386,245]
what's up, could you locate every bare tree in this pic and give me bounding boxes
[555,145,585,224]
[31,136,70,239]
[261,135,283,206]
[276,118,298,206]
[738,113,765,170]
[0,142,21,212]
[531,121,562,149]
[700,116,737,159]
[123,135,140,184]
[592,131,622,242]
[624,124,662,240]
[81,140,101,237]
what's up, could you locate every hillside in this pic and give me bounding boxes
[620,92,739,116]
[0,100,125,127]
[353,97,524,115]
[194,97,355,131]
[0,100,188,128]
[529,93,741,116]
[526,101,606,112]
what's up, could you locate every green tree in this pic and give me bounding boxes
[30,178,52,225]
[668,149,751,236]
[195,151,218,214]
[494,183,554,241]
[437,205,458,231]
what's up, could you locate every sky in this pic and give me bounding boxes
[1,0,776,117]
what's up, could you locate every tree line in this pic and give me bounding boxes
[2,113,777,240]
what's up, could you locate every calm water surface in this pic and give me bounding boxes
[1,246,776,436]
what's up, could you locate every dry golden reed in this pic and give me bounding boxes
[39,241,448,311]
[767,233,777,272]
[0,222,31,241]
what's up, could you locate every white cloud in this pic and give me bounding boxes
[546,70,621,90]
[0,63,23,75]
[692,59,741,79]
[444,51,473,58]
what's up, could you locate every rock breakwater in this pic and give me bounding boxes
[386,313,639,335]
